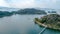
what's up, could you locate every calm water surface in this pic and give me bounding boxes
[0,15,60,34]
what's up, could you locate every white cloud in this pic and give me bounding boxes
[35,0,60,9]
[7,0,35,8]
[52,0,57,3]
[0,0,9,7]
[0,0,60,9]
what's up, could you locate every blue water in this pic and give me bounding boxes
[0,15,60,34]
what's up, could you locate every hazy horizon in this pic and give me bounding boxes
[0,0,60,9]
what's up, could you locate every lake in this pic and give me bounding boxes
[0,14,60,34]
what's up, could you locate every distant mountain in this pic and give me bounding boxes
[16,8,47,14]
[35,8,60,14]
[0,8,47,18]
[0,7,58,11]
[35,8,56,11]
[0,7,20,12]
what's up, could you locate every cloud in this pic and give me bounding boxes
[35,0,60,9]
[0,0,9,7]
[0,0,60,9]
[6,0,35,8]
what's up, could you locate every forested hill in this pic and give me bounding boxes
[0,8,47,18]
[16,8,47,14]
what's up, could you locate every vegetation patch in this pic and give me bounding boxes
[35,14,60,30]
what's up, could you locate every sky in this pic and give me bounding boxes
[0,0,60,9]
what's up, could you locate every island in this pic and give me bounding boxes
[34,14,60,30]
[16,8,47,15]
[0,8,47,18]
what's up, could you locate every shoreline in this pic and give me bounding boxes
[34,18,60,30]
